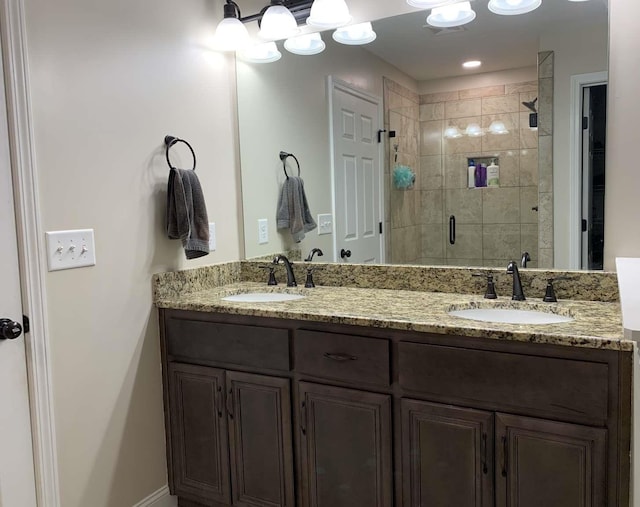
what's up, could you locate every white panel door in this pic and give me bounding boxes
[0,37,37,507]
[330,80,382,263]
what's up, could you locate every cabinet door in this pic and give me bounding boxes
[496,413,607,507]
[298,382,392,507]
[227,371,294,507]
[401,399,493,507]
[168,363,230,504]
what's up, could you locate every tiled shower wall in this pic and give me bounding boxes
[418,80,540,267]
[383,78,421,263]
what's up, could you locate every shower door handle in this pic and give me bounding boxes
[449,215,456,245]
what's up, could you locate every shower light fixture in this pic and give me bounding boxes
[239,41,282,63]
[488,0,542,15]
[333,22,377,45]
[284,32,326,55]
[307,0,352,29]
[427,1,476,28]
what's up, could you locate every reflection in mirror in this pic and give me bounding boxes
[236,1,608,269]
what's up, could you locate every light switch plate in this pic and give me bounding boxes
[209,222,216,251]
[258,218,269,244]
[317,214,333,235]
[45,229,96,271]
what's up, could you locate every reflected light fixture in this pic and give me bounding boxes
[406,0,455,8]
[427,1,476,28]
[258,1,299,40]
[332,22,377,45]
[284,32,326,55]
[465,123,484,137]
[462,60,482,69]
[489,120,509,135]
[307,0,352,29]
[239,41,282,63]
[444,126,463,139]
[212,1,250,52]
[488,0,542,15]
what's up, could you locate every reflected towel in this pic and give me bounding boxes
[166,168,210,259]
[276,176,317,242]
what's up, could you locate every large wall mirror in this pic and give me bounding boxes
[236,0,608,270]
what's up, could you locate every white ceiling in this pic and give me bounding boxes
[363,0,608,81]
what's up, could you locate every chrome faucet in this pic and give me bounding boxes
[273,255,297,287]
[304,248,324,262]
[506,261,526,301]
[520,251,531,268]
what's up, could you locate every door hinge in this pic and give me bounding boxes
[379,222,383,234]
[22,315,30,334]
[582,116,589,130]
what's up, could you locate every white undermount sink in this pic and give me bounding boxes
[221,292,306,303]
[448,307,574,325]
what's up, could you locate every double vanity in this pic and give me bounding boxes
[154,261,632,507]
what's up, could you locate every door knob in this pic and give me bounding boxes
[0,319,22,340]
[340,249,351,259]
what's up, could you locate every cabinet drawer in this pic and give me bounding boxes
[165,317,290,371]
[398,342,609,425]
[295,330,390,386]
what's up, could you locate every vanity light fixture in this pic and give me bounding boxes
[462,60,482,69]
[258,0,299,40]
[406,0,457,8]
[284,32,326,54]
[444,126,464,138]
[212,0,250,51]
[306,0,352,29]
[332,22,377,45]
[488,0,542,15]
[427,1,476,28]
[239,41,282,63]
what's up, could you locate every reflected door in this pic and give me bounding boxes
[330,79,383,263]
[0,38,37,506]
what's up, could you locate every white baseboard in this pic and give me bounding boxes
[133,485,177,507]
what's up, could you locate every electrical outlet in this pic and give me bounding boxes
[258,218,269,244]
[209,222,216,251]
[45,229,96,271]
[317,214,333,235]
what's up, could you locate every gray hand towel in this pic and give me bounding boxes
[276,176,317,243]
[167,168,210,259]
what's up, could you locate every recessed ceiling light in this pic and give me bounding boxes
[462,60,482,69]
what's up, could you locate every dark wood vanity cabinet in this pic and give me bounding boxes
[159,309,631,507]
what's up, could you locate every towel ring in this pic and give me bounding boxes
[279,151,300,179]
[165,135,196,171]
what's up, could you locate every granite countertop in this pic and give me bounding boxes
[155,281,631,351]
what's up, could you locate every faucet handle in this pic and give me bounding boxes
[259,265,278,286]
[472,272,498,299]
[542,276,572,302]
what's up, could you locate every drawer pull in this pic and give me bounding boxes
[323,352,358,362]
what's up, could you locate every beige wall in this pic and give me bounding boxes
[539,22,608,268]
[604,0,640,269]
[23,0,241,505]
[238,39,416,260]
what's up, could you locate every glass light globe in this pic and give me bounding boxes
[284,33,326,55]
[465,123,484,137]
[307,0,352,29]
[332,22,377,45]
[488,0,542,15]
[213,17,250,52]
[427,1,476,28]
[489,120,509,135]
[259,5,299,40]
[407,0,453,8]
[444,126,463,138]
[240,42,282,63]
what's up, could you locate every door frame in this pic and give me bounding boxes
[1,0,60,505]
[568,71,608,269]
[327,76,385,263]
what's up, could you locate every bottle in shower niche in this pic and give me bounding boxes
[475,163,487,187]
[487,159,500,187]
[468,159,476,188]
